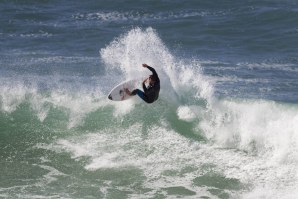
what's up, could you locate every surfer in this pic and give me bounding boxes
[125,64,160,103]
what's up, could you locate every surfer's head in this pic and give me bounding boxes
[149,75,156,84]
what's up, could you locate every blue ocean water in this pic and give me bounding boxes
[0,1,298,198]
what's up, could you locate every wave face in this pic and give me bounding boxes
[1,27,297,199]
[1,1,298,198]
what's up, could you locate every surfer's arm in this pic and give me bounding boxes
[143,64,159,82]
[142,78,148,92]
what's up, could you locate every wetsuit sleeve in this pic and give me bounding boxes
[147,66,160,82]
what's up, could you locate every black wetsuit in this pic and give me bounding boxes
[132,66,160,103]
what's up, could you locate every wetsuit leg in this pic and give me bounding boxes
[131,89,144,99]
[131,89,150,103]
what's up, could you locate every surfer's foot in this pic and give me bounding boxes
[125,88,132,96]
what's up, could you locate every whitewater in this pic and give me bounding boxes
[1,1,298,198]
[0,27,297,198]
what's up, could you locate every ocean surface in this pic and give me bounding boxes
[1,0,298,198]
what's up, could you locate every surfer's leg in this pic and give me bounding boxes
[128,89,149,103]
[131,89,147,101]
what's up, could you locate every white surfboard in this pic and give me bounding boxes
[108,78,144,101]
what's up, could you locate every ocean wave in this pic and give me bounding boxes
[1,27,298,198]
[5,31,53,38]
[72,10,209,23]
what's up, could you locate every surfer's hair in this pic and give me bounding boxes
[149,75,157,81]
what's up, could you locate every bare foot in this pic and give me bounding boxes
[124,88,131,96]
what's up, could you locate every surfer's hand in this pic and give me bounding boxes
[142,64,148,68]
